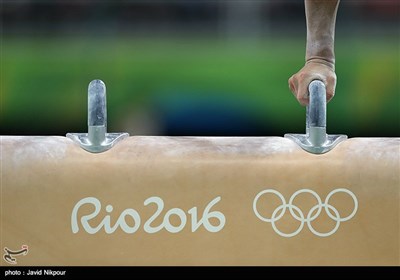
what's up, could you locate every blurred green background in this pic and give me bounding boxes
[1,0,399,137]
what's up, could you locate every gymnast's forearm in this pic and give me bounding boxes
[305,0,340,67]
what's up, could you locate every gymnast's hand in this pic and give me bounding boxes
[288,59,336,106]
[290,0,340,106]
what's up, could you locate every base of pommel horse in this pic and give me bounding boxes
[1,136,399,265]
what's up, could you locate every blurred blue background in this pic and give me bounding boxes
[1,0,399,137]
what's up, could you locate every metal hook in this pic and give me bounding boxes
[285,80,347,154]
[66,79,129,153]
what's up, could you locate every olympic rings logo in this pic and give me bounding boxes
[253,188,358,238]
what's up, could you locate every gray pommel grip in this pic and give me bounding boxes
[284,78,347,154]
[66,79,129,153]
[308,80,327,128]
[87,80,107,146]
[88,79,107,127]
[306,80,327,147]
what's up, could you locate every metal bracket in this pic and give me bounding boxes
[66,79,129,153]
[284,80,347,154]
